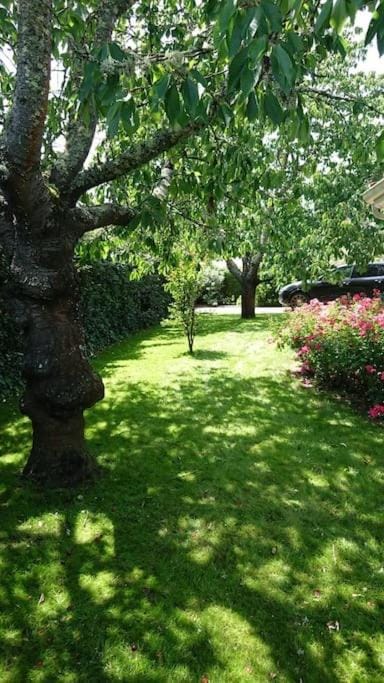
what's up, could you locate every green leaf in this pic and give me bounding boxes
[228,47,248,92]
[280,0,297,15]
[352,100,364,115]
[164,83,182,124]
[219,102,234,126]
[120,99,136,133]
[240,64,258,96]
[246,92,259,121]
[153,74,171,102]
[248,36,268,66]
[376,132,384,161]
[219,0,236,32]
[271,44,296,92]
[109,42,126,62]
[297,115,310,145]
[182,77,199,115]
[228,12,243,57]
[106,101,121,138]
[190,69,208,90]
[261,0,282,32]
[330,0,348,35]
[286,30,304,53]
[315,0,333,34]
[264,90,284,124]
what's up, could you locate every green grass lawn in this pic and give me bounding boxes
[0,314,383,682]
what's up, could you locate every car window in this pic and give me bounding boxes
[335,265,354,279]
[353,264,383,278]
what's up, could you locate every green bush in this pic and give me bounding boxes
[79,263,170,355]
[199,263,241,305]
[278,294,384,418]
[0,262,169,398]
[256,279,280,307]
[222,270,242,303]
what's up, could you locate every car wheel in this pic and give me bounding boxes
[289,292,309,309]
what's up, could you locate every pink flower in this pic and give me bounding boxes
[299,360,313,376]
[365,364,376,374]
[379,372,384,381]
[298,345,310,356]
[368,404,384,419]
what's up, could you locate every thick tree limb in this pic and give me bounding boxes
[70,204,137,235]
[4,0,52,216]
[244,231,269,282]
[72,157,174,234]
[51,0,135,192]
[244,253,263,282]
[226,258,243,282]
[67,122,201,203]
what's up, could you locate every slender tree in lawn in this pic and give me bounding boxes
[0,0,382,486]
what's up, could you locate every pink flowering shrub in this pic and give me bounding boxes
[278,292,384,420]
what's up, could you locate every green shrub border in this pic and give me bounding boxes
[0,262,170,399]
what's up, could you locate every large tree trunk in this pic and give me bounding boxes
[241,279,257,319]
[9,228,104,487]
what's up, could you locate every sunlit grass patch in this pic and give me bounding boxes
[0,315,383,681]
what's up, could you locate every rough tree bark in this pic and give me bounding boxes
[0,1,203,486]
[226,254,263,320]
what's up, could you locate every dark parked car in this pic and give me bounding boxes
[279,263,384,308]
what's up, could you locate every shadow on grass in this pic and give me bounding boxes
[184,349,229,361]
[0,317,383,681]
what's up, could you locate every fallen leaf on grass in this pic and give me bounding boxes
[326,620,340,632]
[200,676,209,683]
[313,589,321,599]
[38,593,45,605]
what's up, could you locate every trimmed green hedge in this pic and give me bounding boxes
[0,262,170,398]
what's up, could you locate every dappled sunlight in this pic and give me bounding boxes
[0,315,383,680]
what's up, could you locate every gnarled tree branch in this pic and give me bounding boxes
[67,122,201,203]
[4,0,52,217]
[72,158,174,234]
[70,204,137,235]
[51,0,135,193]
[226,258,242,282]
